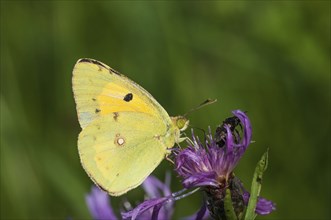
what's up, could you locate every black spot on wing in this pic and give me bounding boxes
[95,108,101,113]
[123,93,133,102]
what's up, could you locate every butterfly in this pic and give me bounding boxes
[72,58,189,196]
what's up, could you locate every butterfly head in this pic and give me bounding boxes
[171,116,189,132]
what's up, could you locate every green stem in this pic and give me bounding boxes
[224,188,238,220]
[244,149,269,220]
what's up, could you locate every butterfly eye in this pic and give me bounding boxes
[176,117,189,131]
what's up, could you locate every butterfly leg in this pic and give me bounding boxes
[165,155,175,164]
[179,136,195,146]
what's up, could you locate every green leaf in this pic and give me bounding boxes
[224,188,238,220]
[244,149,269,220]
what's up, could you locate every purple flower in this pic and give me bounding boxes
[122,110,275,219]
[86,174,174,220]
[175,110,252,189]
[86,186,117,220]
[175,110,275,218]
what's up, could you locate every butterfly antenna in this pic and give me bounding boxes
[184,98,217,117]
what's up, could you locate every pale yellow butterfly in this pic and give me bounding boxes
[72,58,189,196]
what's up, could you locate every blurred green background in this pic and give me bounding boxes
[1,1,330,219]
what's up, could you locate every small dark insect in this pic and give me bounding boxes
[215,115,242,148]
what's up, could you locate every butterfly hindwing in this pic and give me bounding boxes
[78,112,170,195]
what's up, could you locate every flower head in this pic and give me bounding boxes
[175,110,252,189]
[175,110,275,218]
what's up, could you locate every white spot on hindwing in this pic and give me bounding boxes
[114,133,125,146]
[118,138,125,145]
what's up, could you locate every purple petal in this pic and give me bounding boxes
[122,174,174,220]
[142,176,163,199]
[86,186,117,220]
[183,202,209,220]
[182,172,219,188]
[255,197,277,215]
[242,192,276,215]
[142,174,171,199]
[232,110,252,151]
[122,197,170,220]
[151,204,163,220]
